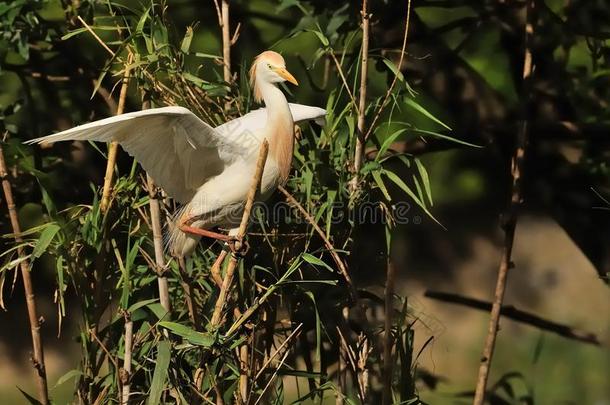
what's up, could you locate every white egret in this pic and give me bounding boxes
[27,51,326,257]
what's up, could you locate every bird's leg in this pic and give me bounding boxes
[179,224,237,242]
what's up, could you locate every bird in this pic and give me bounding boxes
[27,50,326,258]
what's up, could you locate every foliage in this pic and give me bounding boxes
[1,0,608,404]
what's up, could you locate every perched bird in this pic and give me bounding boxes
[27,50,326,257]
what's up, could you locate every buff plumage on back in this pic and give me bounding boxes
[249,51,286,103]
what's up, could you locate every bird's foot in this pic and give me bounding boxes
[226,237,250,256]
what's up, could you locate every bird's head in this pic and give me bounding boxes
[249,51,298,103]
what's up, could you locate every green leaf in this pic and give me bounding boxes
[180,26,193,53]
[17,387,42,405]
[376,128,407,161]
[372,170,392,201]
[382,58,404,82]
[31,224,60,259]
[53,369,83,389]
[409,128,482,148]
[302,253,334,272]
[147,340,171,405]
[415,158,433,206]
[306,29,329,47]
[383,169,424,208]
[159,322,215,346]
[404,98,451,130]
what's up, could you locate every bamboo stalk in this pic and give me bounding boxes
[382,260,396,405]
[0,142,49,405]
[221,0,232,83]
[100,54,133,213]
[143,98,171,316]
[120,313,133,405]
[210,139,269,327]
[350,0,371,192]
[472,1,534,403]
[206,141,268,405]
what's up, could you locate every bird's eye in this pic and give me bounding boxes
[267,63,272,69]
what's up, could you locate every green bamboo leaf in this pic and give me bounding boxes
[53,369,83,389]
[382,57,404,82]
[372,170,392,201]
[31,224,60,259]
[376,128,407,161]
[415,158,433,206]
[382,169,424,208]
[404,98,451,130]
[17,387,42,405]
[147,340,171,405]
[306,29,329,47]
[159,322,215,346]
[302,253,334,272]
[410,128,481,148]
[180,26,193,53]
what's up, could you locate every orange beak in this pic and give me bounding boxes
[274,67,299,86]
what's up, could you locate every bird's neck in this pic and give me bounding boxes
[260,82,294,182]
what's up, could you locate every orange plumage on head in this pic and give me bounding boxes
[249,51,286,104]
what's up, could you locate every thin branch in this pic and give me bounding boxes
[120,313,133,405]
[221,0,232,82]
[277,185,356,303]
[364,0,412,142]
[210,140,269,328]
[77,16,115,56]
[101,53,132,213]
[143,97,171,316]
[425,291,603,347]
[350,0,371,191]
[382,260,396,405]
[328,52,358,109]
[473,1,534,403]
[0,141,49,404]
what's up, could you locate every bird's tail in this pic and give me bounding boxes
[166,204,201,258]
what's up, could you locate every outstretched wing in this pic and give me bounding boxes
[27,107,244,203]
[215,103,326,136]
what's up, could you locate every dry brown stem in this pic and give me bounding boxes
[382,260,396,405]
[210,140,269,328]
[0,142,49,405]
[142,98,172,316]
[120,314,133,405]
[472,1,534,403]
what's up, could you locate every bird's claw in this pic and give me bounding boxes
[227,237,250,256]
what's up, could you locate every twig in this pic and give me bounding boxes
[350,0,371,191]
[221,0,232,82]
[277,185,356,302]
[473,1,534,403]
[0,142,49,404]
[382,260,396,405]
[207,141,268,405]
[328,52,357,109]
[101,53,133,213]
[120,313,133,405]
[364,0,412,142]
[143,98,171,316]
[210,140,269,328]
[425,291,602,347]
[77,16,115,56]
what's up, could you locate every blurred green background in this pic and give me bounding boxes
[0,0,609,403]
